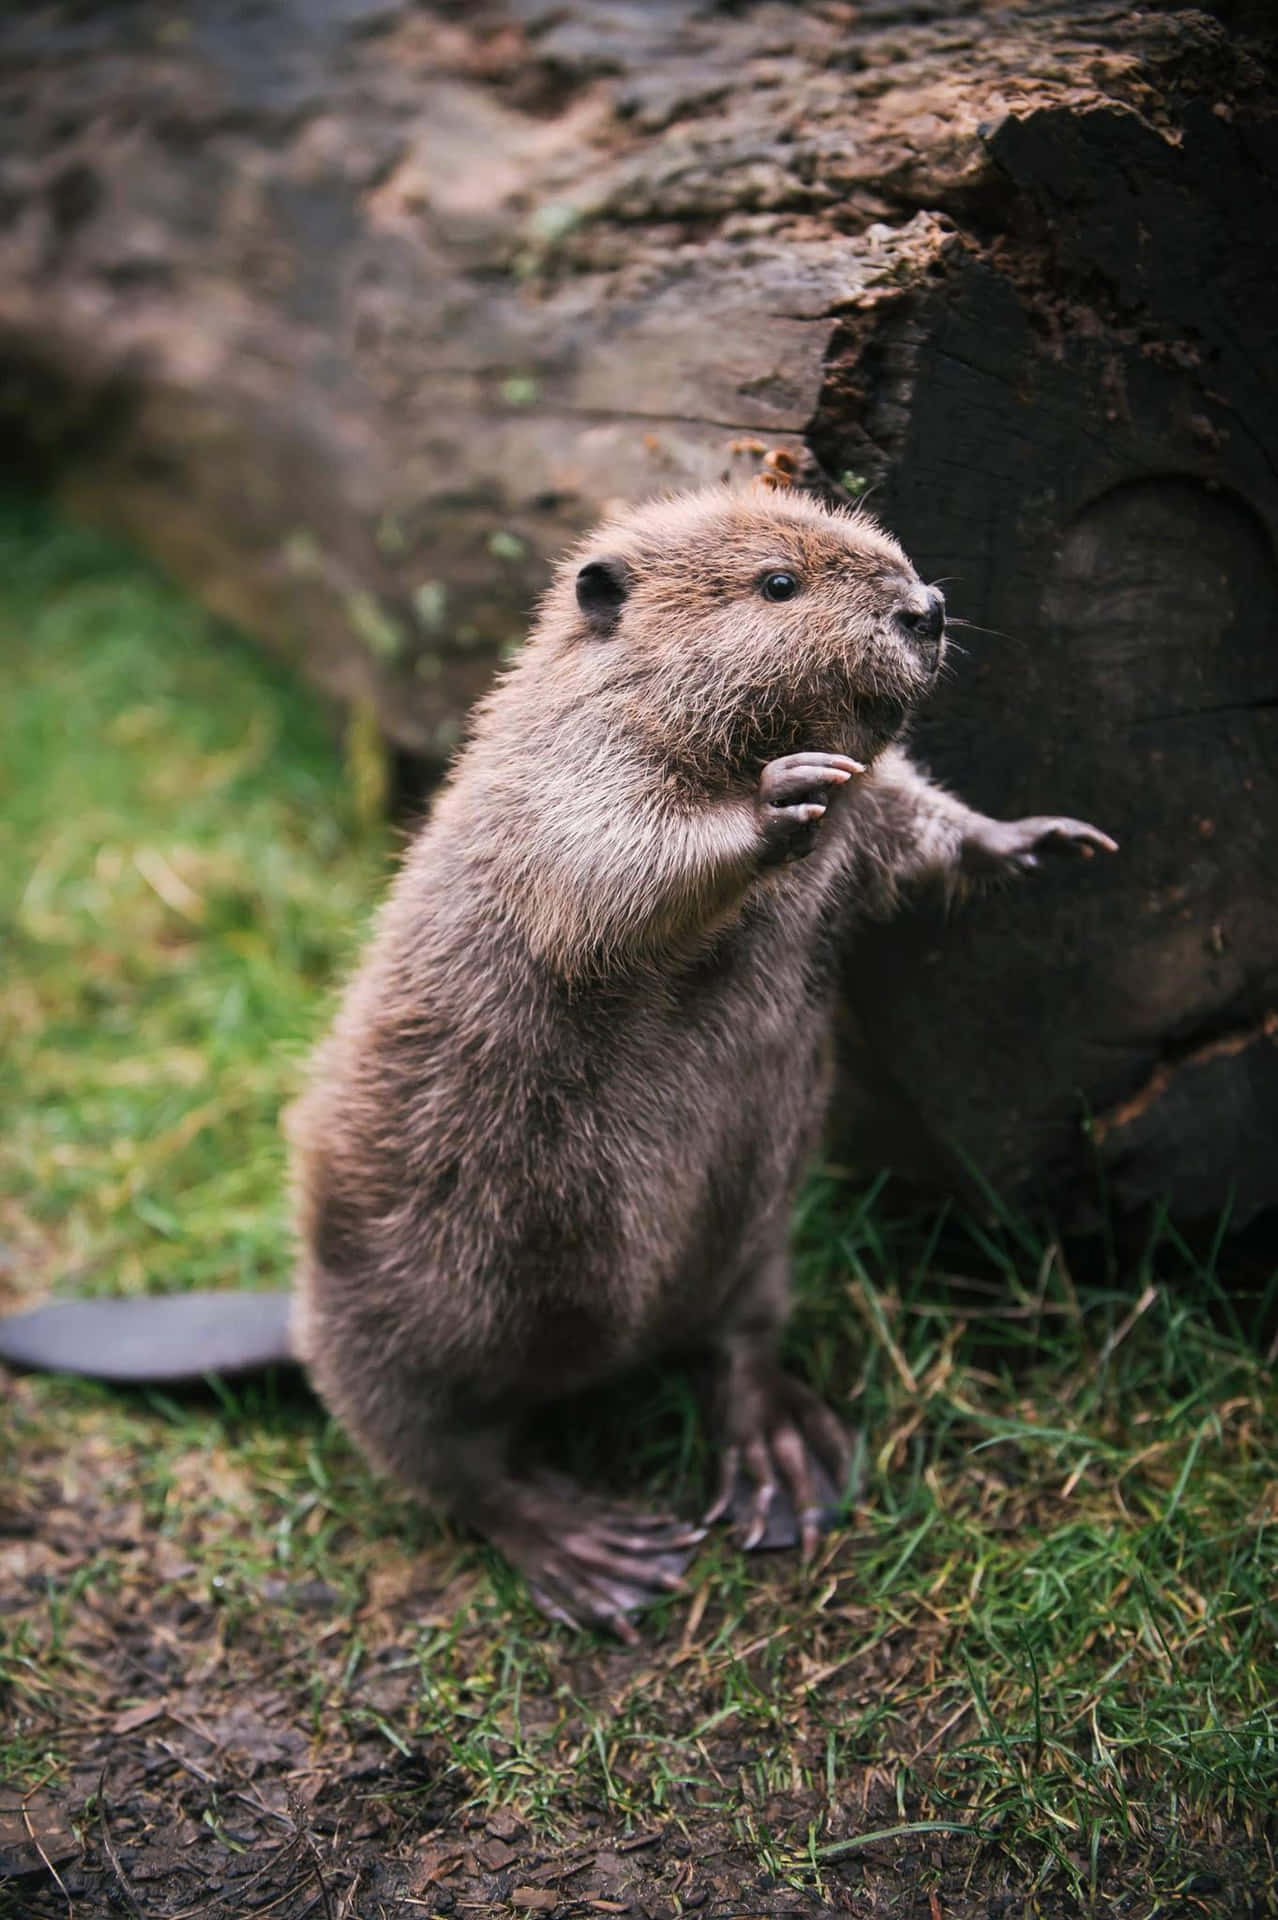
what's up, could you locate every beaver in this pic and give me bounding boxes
[0,480,1115,1636]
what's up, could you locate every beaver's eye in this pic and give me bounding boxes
[761,570,799,602]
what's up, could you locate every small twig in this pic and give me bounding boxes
[292,1810,336,1920]
[96,1765,145,1920]
[904,1696,976,1766]
[1099,1282,1159,1365]
[167,1838,297,1920]
[851,1277,919,1394]
[22,1799,75,1919]
[154,1736,219,1787]
[520,1849,597,1888]
[617,1828,664,1852]
[133,845,205,920]
[237,1872,315,1919]
[336,1864,363,1920]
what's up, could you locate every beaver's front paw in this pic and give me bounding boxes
[965,814,1118,875]
[756,752,864,867]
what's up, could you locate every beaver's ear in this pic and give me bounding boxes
[575,557,630,636]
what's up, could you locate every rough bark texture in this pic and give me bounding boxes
[1,0,1275,1228]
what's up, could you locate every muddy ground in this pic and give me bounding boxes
[2,1371,1272,1920]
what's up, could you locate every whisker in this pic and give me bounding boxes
[945,617,1019,645]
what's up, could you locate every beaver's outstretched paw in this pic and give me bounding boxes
[967,815,1118,875]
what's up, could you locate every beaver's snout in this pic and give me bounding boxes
[895,585,946,646]
[893,585,946,681]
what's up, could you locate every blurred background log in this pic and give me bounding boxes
[1,0,1275,1231]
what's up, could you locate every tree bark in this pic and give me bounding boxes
[1,0,1275,1228]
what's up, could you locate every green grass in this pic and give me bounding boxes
[0,496,388,1303]
[1,497,1275,1913]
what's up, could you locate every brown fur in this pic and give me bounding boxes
[287,483,1113,1632]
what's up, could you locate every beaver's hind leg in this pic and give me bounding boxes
[366,1408,703,1641]
[298,1273,704,1638]
[704,1253,858,1561]
[475,1465,704,1641]
[439,1427,704,1640]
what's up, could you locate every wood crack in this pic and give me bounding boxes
[1093,1011,1278,1144]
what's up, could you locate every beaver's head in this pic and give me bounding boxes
[544,485,946,775]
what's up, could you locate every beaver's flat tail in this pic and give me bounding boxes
[0,1291,297,1382]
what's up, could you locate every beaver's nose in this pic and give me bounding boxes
[896,587,946,645]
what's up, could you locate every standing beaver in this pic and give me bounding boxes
[288,481,1113,1633]
[0,481,1114,1635]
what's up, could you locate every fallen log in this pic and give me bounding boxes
[0,0,1274,1226]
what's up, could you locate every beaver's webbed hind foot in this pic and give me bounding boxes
[705,1362,858,1561]
[478,1474,705,1642]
